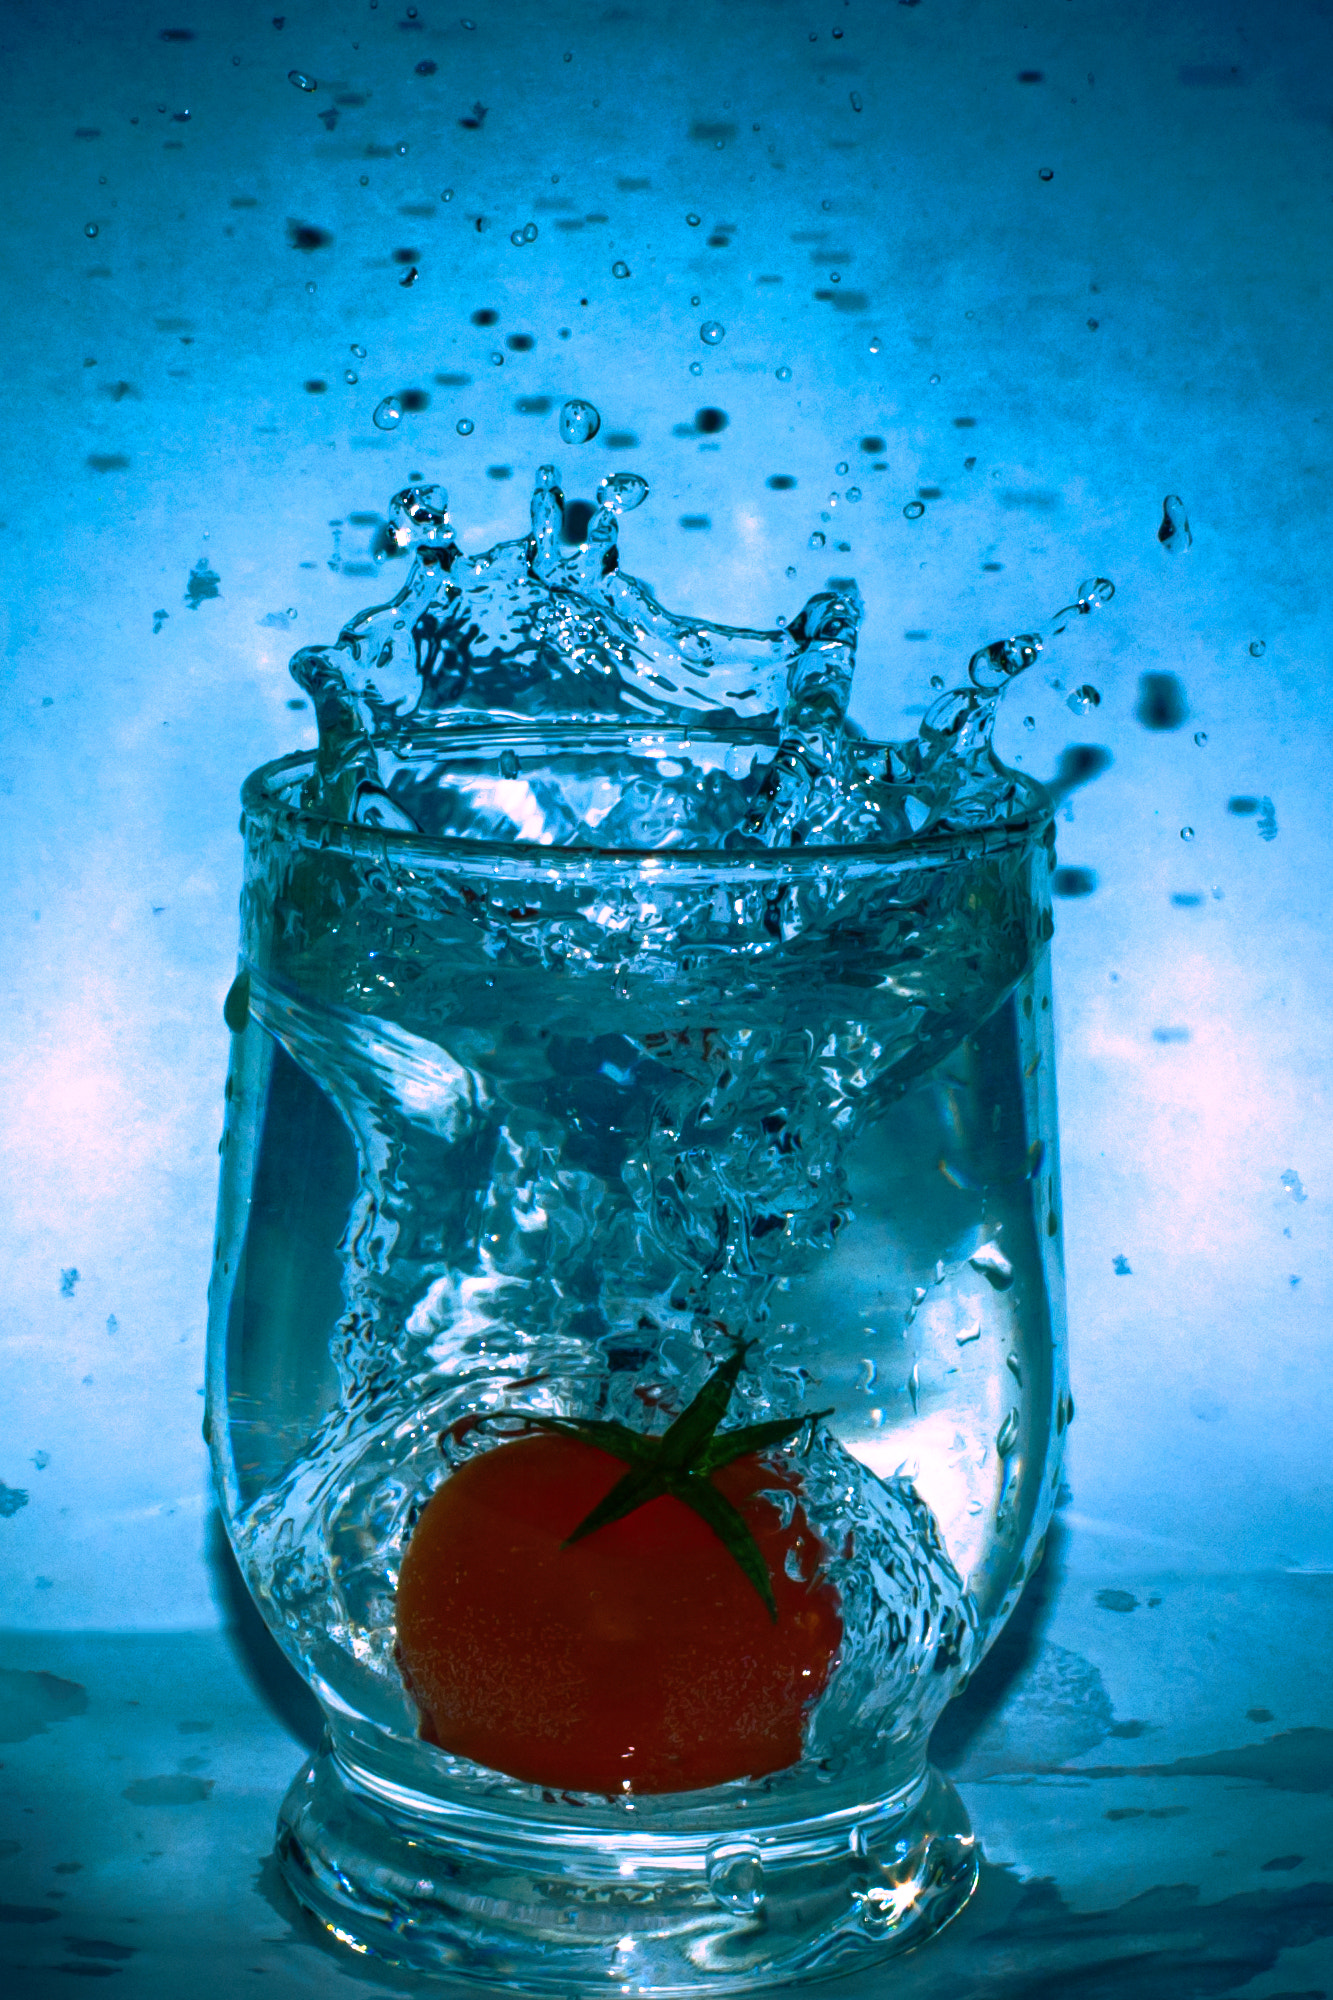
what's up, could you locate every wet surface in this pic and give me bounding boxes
[1,1562,1329,1996]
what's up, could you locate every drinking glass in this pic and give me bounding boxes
[206,721,1066,1992]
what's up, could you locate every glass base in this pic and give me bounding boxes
[274,1740,977,1995]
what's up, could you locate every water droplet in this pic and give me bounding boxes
[1180,825,1194,841]
[706,1842,765,1915]
[597,471,649,515]
[850,90,863,111]
[956,1322,982,1346]
[559,398,601,443]
[1023,715,1036,731]
[490,350,504,366]
[1249,638,1266,657]
[700,320,726,345]
[305,280,316,294]
[846,486,861,502]
[785,564,797,579]
[996,1409,1020,1457]
[908,1362,920,1412]
[373,396,402,431]
[442,187,454,201]
[808,531,826,550]
[350,343,367,359]
[456,416,474,436]
[84,222,99,238]
[689,294,701,308]
[775,365,792,381]
[288,70,316,90]
[689,360,703,376]
[359,174,370,187]
[1281,1168,1307,1203]
[523,221,538,243]
[857,1357,878,1391]
[612,260,631,279]
[970,1241,1014,1288]
[1066,683,1101,714]
[499,748,520,779]
[1007,1353,1023,1385]
[929,372,941,385]
[929,674,944,691]
[835,461,849,476]
[1038,166,1054,181]
[686,211,701,226]
[344,369,359,385]
[1158,494,1192,551]
[510,228,525,246]
[399,265,419,287]
[1193,730,1208,746]
[869,335,883,353]
[903,500,925,520]
[397,141,409,155]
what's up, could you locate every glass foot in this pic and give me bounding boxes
[275,1740,977,1995]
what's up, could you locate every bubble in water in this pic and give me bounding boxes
[1249,639,1266,657]
[686,212,701,226]
[700,320,726,344]
[84,222,99,238]
[1066,684,1101,713]
[1180,825,1195,840]
[808,531,826,549]
[350,343,367,359]
[560,398,601,443]
[456,417,475,436]
[903,500,925,520]
[1158,494,1191,551]
[612,260,631,279]
[1193,730,1208,746]
[288,70,316,90]
[705,1842,765,1916]
[776,365,792,381]
[345,370,359,385]
[597,471,649,515]
[373,396,402,431]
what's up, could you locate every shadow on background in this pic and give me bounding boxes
[929,1515,1068,1772]
[207,1508,323,1751]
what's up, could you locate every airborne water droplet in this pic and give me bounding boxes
[345,370,359,385]
[1194,731,1208,746]
[1066,683,1101,713]
[846,486,861,502]
[597,471,649,515]
[1249,639,1266,657]
[612,260,631,279]
[869,335,883,353]
[523,221,538,243]
[373,396,402,431]
[808,531,826,549]
[686,212,701,226]
[288,70,317,90]
[903,500,925,520]
[700,320,726,344]
[456,416,474,436]
[350,343,367,358]
[689,360,703,375]
[1158,494,1192,551]
[1180,825,1194,840]
[560,398,601,443]
[776,365,792,381]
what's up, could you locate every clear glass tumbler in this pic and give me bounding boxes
[207,721,1067,1993]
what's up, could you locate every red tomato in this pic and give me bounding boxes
[395,1432,842,1794]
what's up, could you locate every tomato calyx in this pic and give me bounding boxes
[467,1345,833,1620]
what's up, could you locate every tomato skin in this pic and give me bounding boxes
[395,1433,842,1794]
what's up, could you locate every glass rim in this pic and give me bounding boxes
[242,728,1052,882]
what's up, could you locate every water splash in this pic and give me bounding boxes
[293,471,1113,851]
